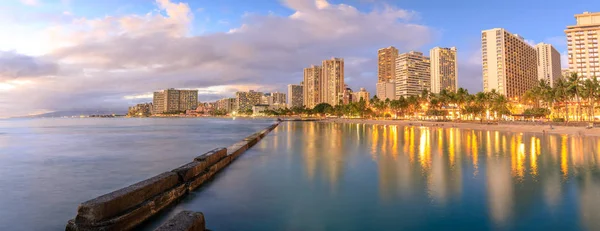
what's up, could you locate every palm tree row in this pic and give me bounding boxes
[522,73,600,122]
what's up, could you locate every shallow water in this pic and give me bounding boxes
[144,122,600,231]
[0,118,274,231]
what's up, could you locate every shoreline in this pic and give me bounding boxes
[323,118,600,137]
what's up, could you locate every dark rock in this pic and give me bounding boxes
[154,211,205,231]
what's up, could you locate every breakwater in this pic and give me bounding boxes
[65,121,280,231]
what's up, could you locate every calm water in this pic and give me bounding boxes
[143,122,600,231]
[0,118,274,231]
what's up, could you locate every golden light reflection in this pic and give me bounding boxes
[561,135,568,179]
[449,128,455,167]
[472,131,479,176]
[530,137,538,177]
[419,128,431,171]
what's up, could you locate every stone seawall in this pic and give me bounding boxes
[65,121,280,231]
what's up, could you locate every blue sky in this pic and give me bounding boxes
[0,0,598,116]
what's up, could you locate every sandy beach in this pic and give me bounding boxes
[323,118,600,137]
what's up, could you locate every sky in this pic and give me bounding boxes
[0,0,598,117]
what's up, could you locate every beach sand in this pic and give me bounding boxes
[323,118,600,137]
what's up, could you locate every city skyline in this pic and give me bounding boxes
[0,0,598,117]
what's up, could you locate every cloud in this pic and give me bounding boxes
[0,0,433,117]
[20,0,38,6]
[0,51,58,80]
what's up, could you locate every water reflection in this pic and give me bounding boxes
[289,122,600,230]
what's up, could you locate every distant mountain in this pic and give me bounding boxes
[12,109,127,118]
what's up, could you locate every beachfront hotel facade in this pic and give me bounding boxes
[565,11,600,80]
[287,84,304,108]
[481,28,538,98]
[395,51,431,98]
[321,57,345,106]
[430,47,458,93]
[303,65,322,109]
[236,90,263,112]
[353,88,371,104]
[216,98,236,113]
[378,46,399,83]
[535,43,562,87]
[376,81,396,100]
[152,88,199,114]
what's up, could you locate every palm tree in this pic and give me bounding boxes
[566,73,582,121]
[581,77,600,122]
[554,78,570,121]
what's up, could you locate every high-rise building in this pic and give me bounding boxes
[216,98,236,113]
[535,43,562,87]
[321,57,345,106]
[395,51,431,98]
[353,88,371,104]
[287,84,304,108]
[341,87,353,105]
[261,92,287,106]
[565,12,600,80]
[236,90,263,112]
[152,88,198,114]
[378,46,399,83]
[482,28,538,98]
[303,65,322,109]
[376,81,395,100]
[430,47,458,93]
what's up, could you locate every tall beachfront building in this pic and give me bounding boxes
[378,46,399,82]
[216,98,236,113]
[321,57,345,106]
[287,84,304,108]
[303,65,322,109]
[152,88,198,114]
[430,47,458,93]
[565,12,600,80]
[481,28,538,98]
[535,43,562,87]
[395,51,431,98]
[377,47,398,100]
[235,90,263,112]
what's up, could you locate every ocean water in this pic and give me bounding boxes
[2,119,600,231]
[143,122,600,231]
[0,118,274,231]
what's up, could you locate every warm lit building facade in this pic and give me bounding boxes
[287,84,304,108]
[378,46,399,83]
[303,65,322,109]
[353,88,371,104]
[376,81,395,100]
[321,57,345,106]
[236,90,263,112]
[152,88,198,114]
[536,43,562,87]
[341,87,353,105]
[395,51,431,98]
[482,28,538,98]
[216,98,236,113]
[430,47,458,93]
[565,12,600,80]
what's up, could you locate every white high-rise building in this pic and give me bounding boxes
[430,47,458,93]
[321,57,345,106]
[565,12,600,80]
[395,51,431,98]
[535,43,562,87]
